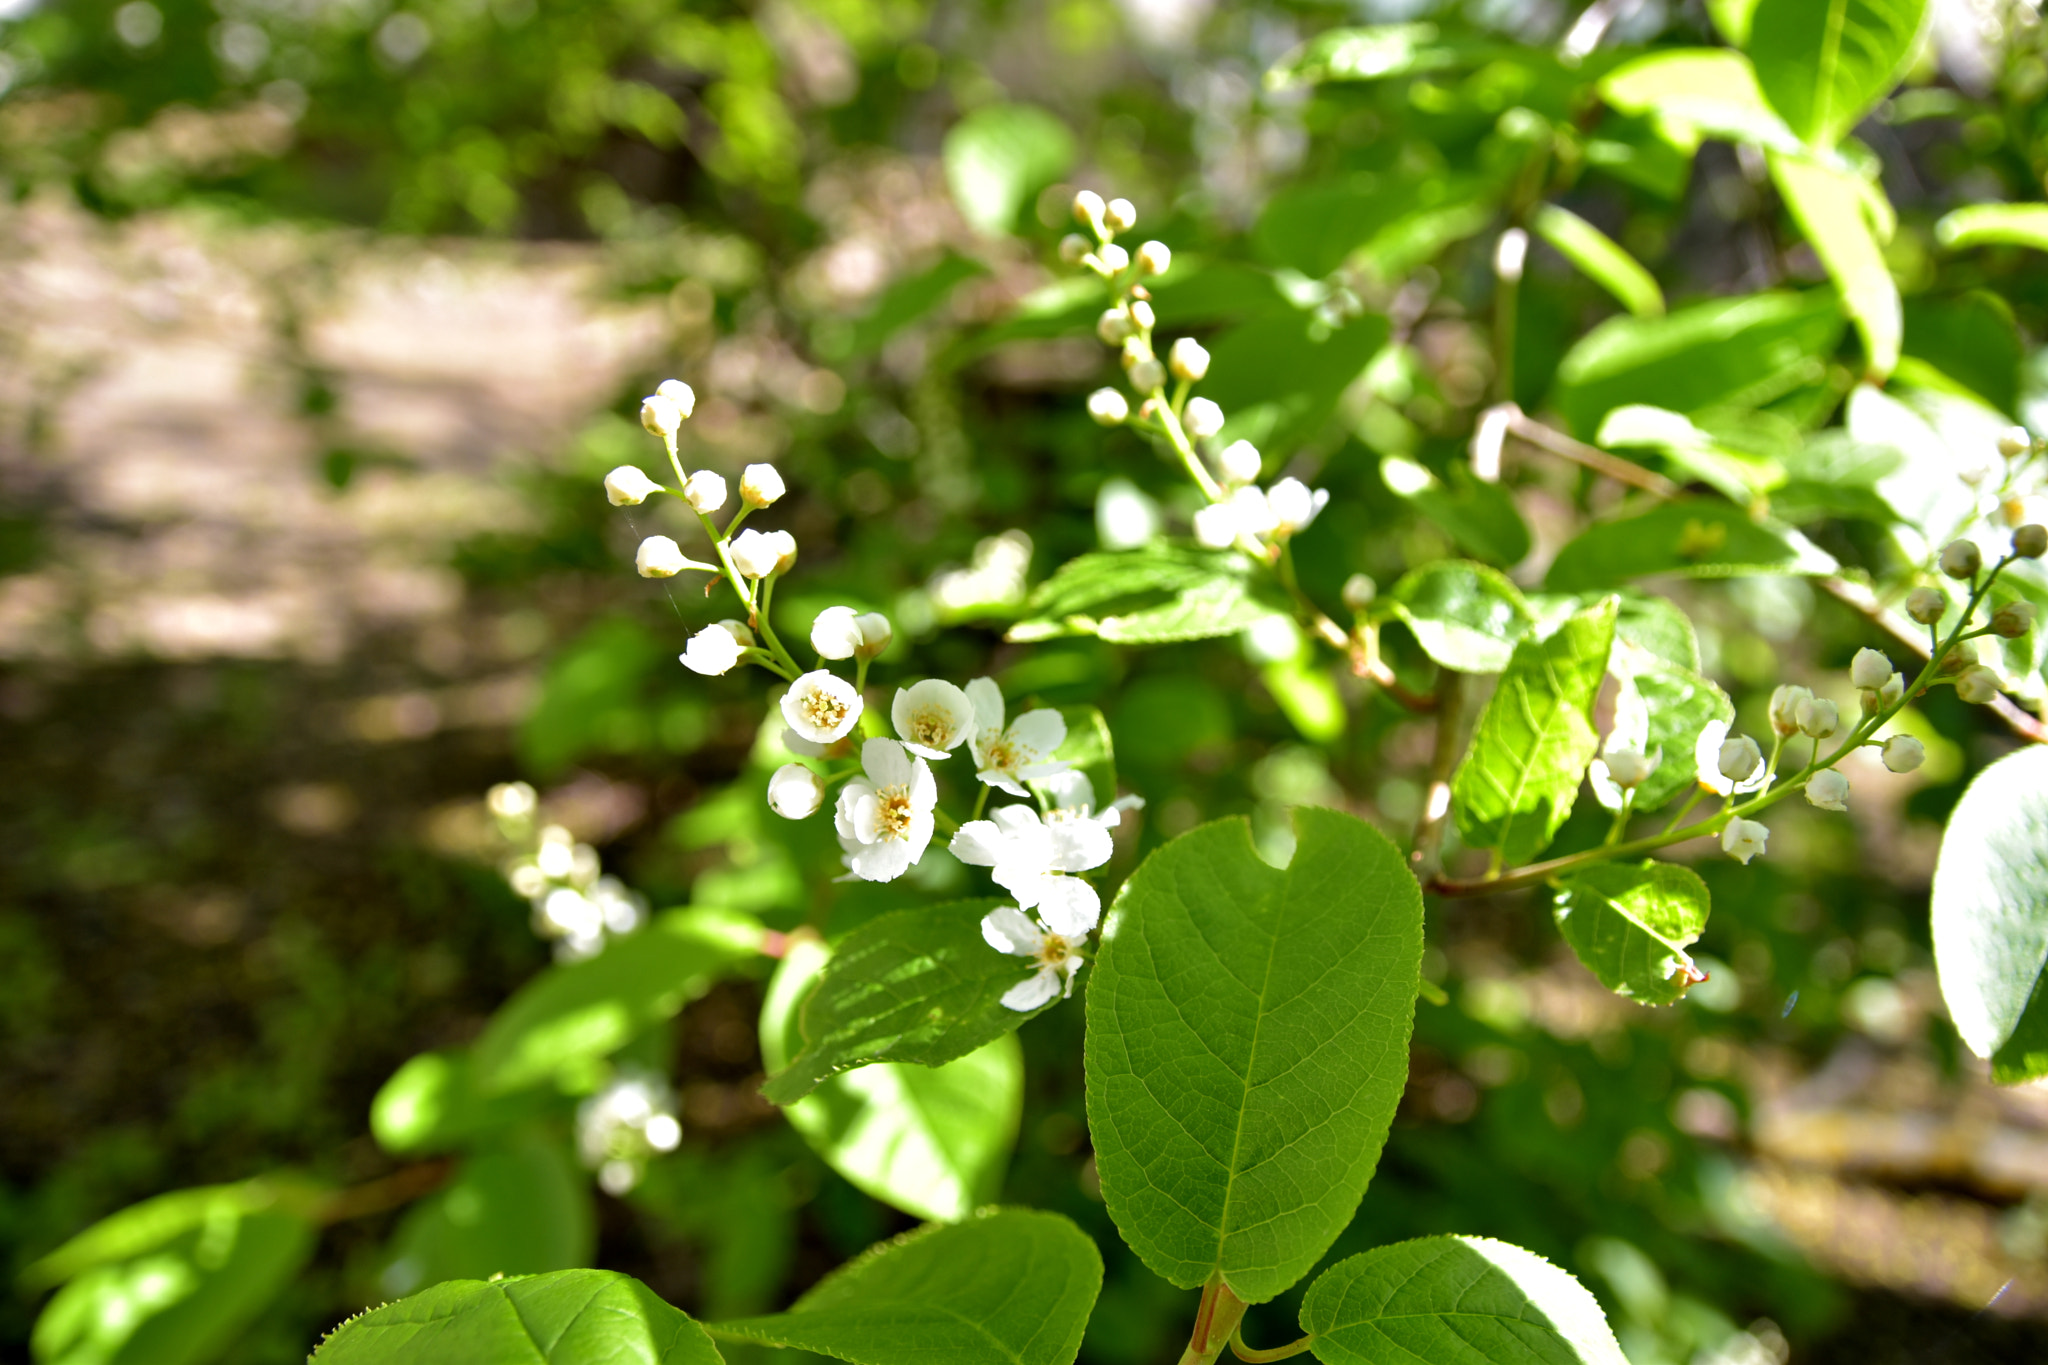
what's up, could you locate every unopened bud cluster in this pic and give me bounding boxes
[488,782,646,961]
[576,1067,683,1195]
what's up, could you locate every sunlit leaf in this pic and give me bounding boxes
[1936,202,2048,254]
[1531,204,1663,318]
[313,1270,719,1364]
[1769,151,1899,380]
[1597,49,1800,154]
[1542,501,1837,591]
[1554,861,1712,1005]
[1748,0,1928,149]
[379,1128,595,1297]
[1381,560,1536,674]
[943,104,1075,238]
[1008,547,1289,646]
[1264,24,1500,88]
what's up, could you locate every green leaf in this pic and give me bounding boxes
[1597,49,1800,154]
[1263,654,1347,743]
[845,253,990,358]
[761,937,1022,1223]
[1708,0,1761,45]
[1769,152,1900,379]
[1931,744,2048,1083]
[1599,637,1733,814]
[1749,0,1928,149]
[1300,1235,1628,1365]
[31,1188,319,1365]
[1007,547,1289,646]
[1253,175,1501,283]
[1936,202,2048,254]
[1842,384,1988,537]
[1198,306,1391,454]
[709,1210,1103,1365]
[370,1050,558,1156]
[1542,500,1837,592]
[760,900,1038,1105]
[1531,205,1664,318]
[1381,560,1537,674]
[1594,406,1786,505]
[472,907,764,1094]
[1899,293,2022,414]
[1086,808,1423,1304]
[1451,599,1616,867]
[942,104,1075,238]
[1383,459,1533,566]
[1549,291,1844,437]
[313,1270,719,1364]
[1553,862,1712,1006]
[1264,24,1499,88]
[379,1129,595,1297]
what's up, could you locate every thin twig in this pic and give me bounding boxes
[1409,669,1465,882]
[316,1159,454,1225]
[1501,407,1681,499]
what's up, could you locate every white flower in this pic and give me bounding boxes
[488,781,537,820]
[980,905,1085,1012]
[891,679,976,759]
[1795,696,1839,739]
[729,528,784,578]
[1267,478,1329,535]
[1059,233,1089,264]
[1695,721,1768,796]
[683,469,727,514]
[782,726,827,758]
[657,378,696,418]
[1041,769,1142,828]
[1088,388,1130,425]
[767,764,824,819]
[966,677,1070,796]
[951,804,1112,936]
[1169,337,1210,382]
[2000,426,2033,458]
[1192,503,1239,549]
[1229,484,1279,537]
[605,466,662,506]
[1135,240,1171,275]
[853,612,891,658]
[1806,768,1850,812]
[1218,440,1261,485]
[681,621,750,675]
[637,536,688,578]
[1877,673,1903,709]
[1768,685,1811,738]
[1721,818,1769,865]
[833,739,938,882]
[740,463,785,508]
[811,606,866,660]
[1104,197,1137,232]
[1850,648,1893,691]
[1342,574,1376,611]
[1882,734,1926,773]
[1183,397,1224,439]
[1994,602,2037,638]
[1940,539,1983,579]
[1718,734,1763,782]
[782,670,863,744]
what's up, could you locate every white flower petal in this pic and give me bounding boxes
[1035,878,1102,938]
[862,737,914,790]
[1000,968,1063,1012]
[965,678,1005,747]
[848,837,917,882]
[1008,708,1068,759]
[981,905,1043,956]
[1047,820,1113,872]
[950,821,1006,867]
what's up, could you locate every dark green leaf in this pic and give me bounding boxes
[1008,547,1289,646]
[1253,175,1499,283]
[1936,202,2048,254]
[1451,598,1616,867]
[313,1270,719,1364]
[1554,862,1712,1005]
[1769,151,1899,379]
[1381,560,1536,674]
[1898,293,2022,415]
[1198,306,1391,454]
[1531,205,1664,318]
[942,104,1075,238]
[1749,0,1928,149]
[709,1210,1103,1365]
[1086,809,1423,1303]
[379,1128,595,1296]
[1542,500,1837,591]
[760,900,1035,1105]
[1385,460,1533,566]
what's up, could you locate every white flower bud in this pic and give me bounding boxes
[1128,299,1155,331]
[1228,484,1278,537]
[854,612,891,658]
[1103,197,1137,233]
[636,536,687,578]
[1072,190,1105,229]
[1267,477,1329,534]
[1097,243,1130,273]
[1717,734,1763,784]
[1128,357,1166,393]
[1058,233,1090,265]
[1957,664,2001,704]
[1905,586,1946,624]
[488,781,537,819]
[605,465,662,506]
[767,763,824,819]
[1850,648,1893,691]
[1806,768,1849,812]
[740,463,785,509]
[1992,601,2035,638]
[1877,673,1903,709]
[683,469,727,514]
[1168,337,1210,382]
[1999,426,2033,459]
[1088,388,1130,425]
[1795,696,1840,739]
[1218,440,1262,485]
[1721,818,1770,865]
[766,529,797,573]
[640,394,682,440]
[1192,502,1239,549]
[656,379,695,417]
[1135,240,1171,275]
[1494,227,1529,283]
[1940,539,1983,579]
[811,605,865,660]
[680,621,749,675]
[1183,397,1225,439]
[2016,524,2047,559]
[1097,308,1134,346]
[1881,734,1926,773]
[1606,750,1657,788]
[1341,573,1376,612]
[729,528,782,578]
[1768,684,1812,738]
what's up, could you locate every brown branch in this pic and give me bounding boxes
[316,1159,454,1225]
[1500,406,1682,499]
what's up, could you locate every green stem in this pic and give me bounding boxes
[1230,1329,1317,1363]
[970,784,990,821]
[755,573,802,676]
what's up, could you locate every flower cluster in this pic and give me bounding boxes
[575,1067,683,1195]
[488,781,646,960]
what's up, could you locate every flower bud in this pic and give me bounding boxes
[766,529,797,573]
[811,605,865,660]
[636,535,687,578]
[1905,586,1946,624]
[1169,337,1210,383]
[1940,539,1983,580]
[657,379,696,417]
[854,612,891,658]
[740,463,785,509]
[1268,477,1329,534]
[1957,664,2001,704]
[488,781,537,820]
[683,469,727,514]
[1192,502,1239,549]
[1128,299,1155,331]
[605,465,662,506]
[1097,243,1130,274]
[1218,439,1262,485]
[1103,197,1137,233]
[767,763,824,819]
[1881,734,1926,773]
[1341,573,1376,612]
[1795,696,1839,739]
[1184,397,1225,439]
[1097,308,1134,346]
[1721,818,1769,865]
[680,621,749,675]
[1717,734,1763,783]
[729,528,782,578]
[1769,684,1812,738]
[1072,189,1105,230]
[1058,233,1090,265]
[1128,357,1166,393]
[1999,426,2033,459]
[1849,648,1893,691]
[1993,601,2036,638]
[2015,524,2048,559]
[640,394,683,440]
[1088,388,1130,425]
[1606,750,1657,788]
[1805,768,1849,812]
[1135,240,1171,275]
[1878,673,1903,709]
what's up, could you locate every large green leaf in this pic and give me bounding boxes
[1383,459,1533,566]
[1531,205,1663,318]
[1548,291,1844,437]
[1008,547,1289,645]
[1899,293,2022,415]
[1749,0,1928,150]
[1198,306,1391,453]
[1542,501,1837,591]
[1451,599,1616,867]
[1381,560,1536,674]
[1841,383,1989,539]
[1769,152,1900,380]
[1264,24,1500,87]
[1600,619,1733,814]
[1085,809,1423,1304]
[379,1128,595,1297]
[1553,862,1712,1006]
[1931,745,2048,1084]
[708,1210,1103,1365]
[760,899,1035,1105]
[1597,49,1799,154]
[942,104,1075,238]
[1300,1236,1628,1365]
[313,1270,719,1364]
[1936,202,2048,254]
[1253,175,1500,284]
[761,937,1022,1223]
[472,907,764,1094]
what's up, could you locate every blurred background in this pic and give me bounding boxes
[7,0,2048,1360]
